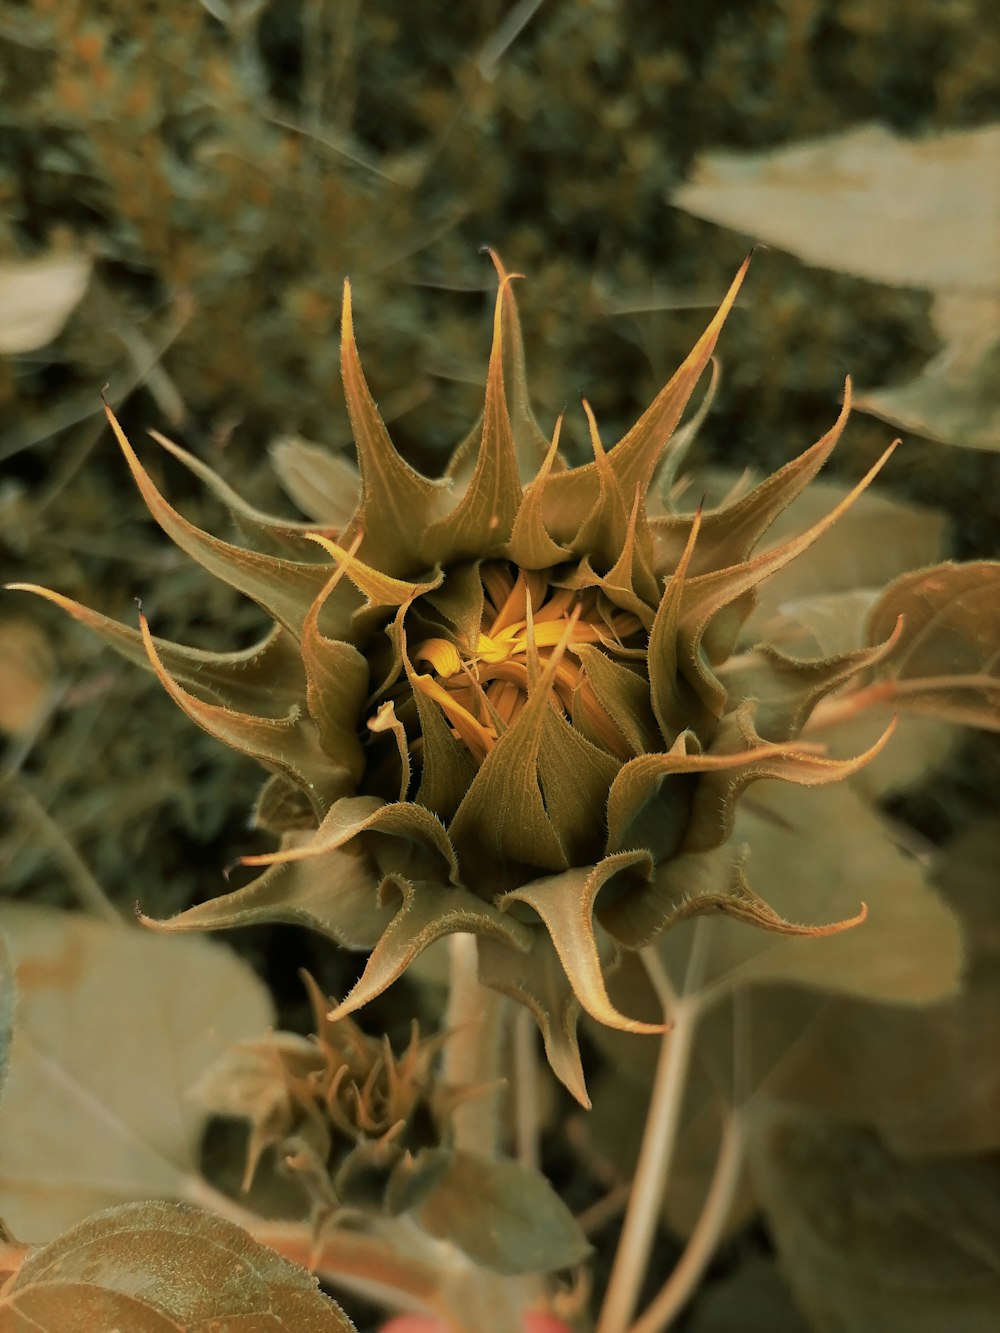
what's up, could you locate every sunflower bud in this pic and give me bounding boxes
[13,253,898,1102]
[194,973,471,1219]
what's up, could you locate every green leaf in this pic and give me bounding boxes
[299,566,370,781]
[741,481,949,623]
[477,932,590,1105]
[0,1200,355,1330]
[653,387,853,582]
[0,907,273,1243]
[505,420,574,568]
[417,1149,591,1275]
[329,878,532,1022]
[538,258,750,551]
[447,631,572,876]
[675,422,895,714]
[716,622,902,743]
[750,1109,1000,1333]
[607,706,893,859]
[536,705,621,865]
[856,293,1000,451]
[720,816,1000,1155]
[656,781,964,1006]
[486,249,553,484]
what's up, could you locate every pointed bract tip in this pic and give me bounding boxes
[341,278,354,334]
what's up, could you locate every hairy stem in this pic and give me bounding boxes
[596,924,711,1333]
[628,1111,745,1333]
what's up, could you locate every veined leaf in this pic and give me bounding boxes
[863,561,1000,730]
[417,1150,591,1275]
[0,1200,355,1330]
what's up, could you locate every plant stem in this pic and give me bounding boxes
[444,931,506,1156]
[628,1111,745,1333]
[513,1004,541,1170]
[596,924,711,1333]
[596,996,699,1333]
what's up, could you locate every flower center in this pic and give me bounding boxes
[410,563,641,764]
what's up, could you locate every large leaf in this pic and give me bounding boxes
[0,1200,355,1331]
[656,781,963,1005]
[417,1149,591,1276]
[673,124,1000,449]
[750,1109,1000,1333]
[673,124,1000,292]
[0,907,273,1242]
[717,817,1000,1156]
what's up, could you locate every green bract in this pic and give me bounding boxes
[15,254,901,1102]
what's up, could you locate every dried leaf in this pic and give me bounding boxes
[0,1200,355,1330]
[0,907,273,1242]
[750,1110,1000,1333]
[417,1149,591,1275]
[0,253,91,354]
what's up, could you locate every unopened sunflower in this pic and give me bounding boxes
[13,253,900,1101]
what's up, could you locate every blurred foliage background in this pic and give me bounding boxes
[1,3,998,1327]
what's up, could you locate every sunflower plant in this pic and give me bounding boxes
[5,251,992,1333]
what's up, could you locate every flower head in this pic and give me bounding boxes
[14,253,899,1101]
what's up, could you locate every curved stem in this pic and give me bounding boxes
[628,1111,745,1333]
[596,923,711,1333]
